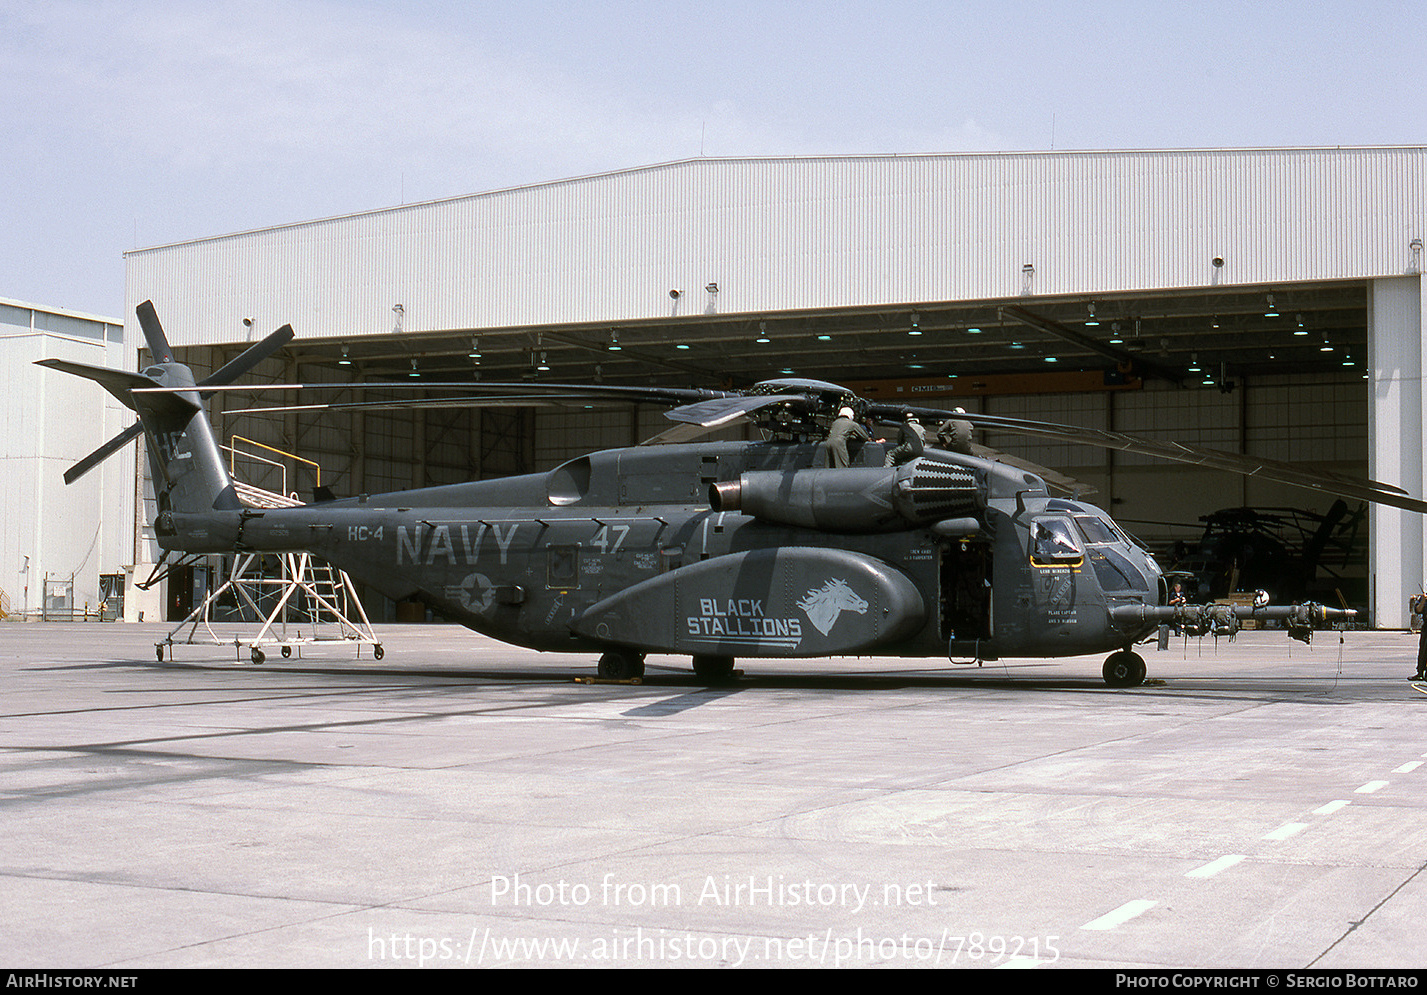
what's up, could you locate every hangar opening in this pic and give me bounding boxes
[158,278,1375,619]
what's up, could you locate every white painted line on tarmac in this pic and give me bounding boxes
[1264,822,1307,841]
[1393,761,1422,774]
[1355,780,1389,793]
[1081,899,1157,931]
[1314,800,1350,815]
[1186,854,1246,879]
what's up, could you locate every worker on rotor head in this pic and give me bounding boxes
[884,409,926,466]
[826,405,870,468]
[936,407,974,456]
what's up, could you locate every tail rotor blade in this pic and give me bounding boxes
[200,324,294,387]
[135,300,173,364]
[64,421,143,485]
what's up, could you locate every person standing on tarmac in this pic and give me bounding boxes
[1414,593,1427,681]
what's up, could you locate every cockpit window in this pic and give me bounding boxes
[1031,517,1083,564]
[1075,515,1123,545]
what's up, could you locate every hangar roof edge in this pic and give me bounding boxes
[0,295,122,326]
[124,145,1427,259]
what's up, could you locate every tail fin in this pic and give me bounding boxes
[35,300,293,518]
[134,363,243,515]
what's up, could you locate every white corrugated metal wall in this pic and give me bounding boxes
[1,301,130,618]
[126,148,1427,343]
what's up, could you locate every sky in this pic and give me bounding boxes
[3,0,1423,319]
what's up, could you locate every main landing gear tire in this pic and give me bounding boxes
[597,650,646,680]
[691,654,736,683]
[1102,650,1147,688]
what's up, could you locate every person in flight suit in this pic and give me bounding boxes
[884,410,926,466]
[826,406,871,468]
[935,408,974,455]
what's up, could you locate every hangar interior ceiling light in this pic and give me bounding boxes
[285,282,1370,391]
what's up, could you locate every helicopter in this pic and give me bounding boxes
[39,302,1425,688]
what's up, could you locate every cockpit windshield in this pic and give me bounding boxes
[1075,515,1126,546]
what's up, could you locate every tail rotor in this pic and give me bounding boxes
[55,301,293,485]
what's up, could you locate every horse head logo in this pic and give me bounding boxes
[796,578,869,636]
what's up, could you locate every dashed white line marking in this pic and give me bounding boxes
[1393,761,1422,774]
[1314,800,1350,815]
[1081,899,1157,931]
[1355,780,1388,794]
[996,957,1042,969]
[1186,854,1247,879]
[1264,823,1307,841]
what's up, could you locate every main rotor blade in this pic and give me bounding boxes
[136,380,730,402]
[999,304,1185,385]
[664,394,809,429]
[966,443,1097,497]
[135,300,173,364]
[64,421,143,485]
[641,417,754,446]
[927,408,1427,514]
[200,324,294,387]
[219,393,634,416]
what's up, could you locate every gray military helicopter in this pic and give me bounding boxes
[40,302,1424,687]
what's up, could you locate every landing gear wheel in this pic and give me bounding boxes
[597,650,646,680]
[373,644,385,661]
[251,647,266,665]
[1103,650,1146,688]
[691,654,736,682]
[155,645,164,662]
[281,645,292,659]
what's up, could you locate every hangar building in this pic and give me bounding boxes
[121,147,1426,626]
[1,298,130,619]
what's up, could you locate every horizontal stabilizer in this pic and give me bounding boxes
[33,359,163,410]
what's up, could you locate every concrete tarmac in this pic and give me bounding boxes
[1,621,1424,970]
